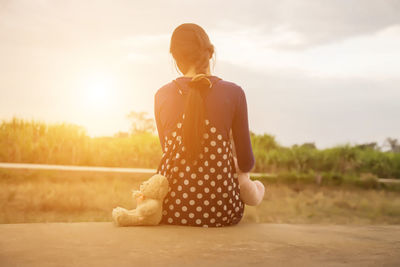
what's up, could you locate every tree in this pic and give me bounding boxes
[355,142,380,151]
[300,142,317,149]
[126,111,155,135]
[384,137,400,153]
[114,131,129,138]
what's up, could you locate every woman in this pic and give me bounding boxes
[154,23,265,227]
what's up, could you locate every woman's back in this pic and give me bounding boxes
[155,75,255,227]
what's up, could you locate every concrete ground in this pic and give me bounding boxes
[0,222,399,267]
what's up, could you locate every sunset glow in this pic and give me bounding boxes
[1,1,399,148]
[81,73,116,111]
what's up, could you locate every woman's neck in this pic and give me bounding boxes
[183,65,211,77]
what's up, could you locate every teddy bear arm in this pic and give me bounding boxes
[132,190,143,201]
[131,190,141,208]
[137,199,161,217]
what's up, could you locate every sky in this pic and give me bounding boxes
[1,0,399,149]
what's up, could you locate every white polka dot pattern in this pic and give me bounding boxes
[156,115,244,227]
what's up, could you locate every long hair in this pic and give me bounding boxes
[170,23,214,162]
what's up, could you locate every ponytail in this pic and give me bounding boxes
[182,74,212,162]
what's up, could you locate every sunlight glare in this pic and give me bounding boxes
[82,73,116,111]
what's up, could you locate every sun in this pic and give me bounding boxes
[82,73,116,111]
[73,71,127,137]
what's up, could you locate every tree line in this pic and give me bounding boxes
[1,116,399,180]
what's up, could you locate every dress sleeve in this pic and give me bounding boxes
[231,87,255,172]
[154,91,165,149]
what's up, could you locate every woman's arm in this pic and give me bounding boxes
[231,87,255,173]
[154,91,165,149]
[233,156,265,206]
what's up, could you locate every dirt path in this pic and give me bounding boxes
[0,222,399,266]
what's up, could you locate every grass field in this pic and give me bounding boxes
[1,168,399,224]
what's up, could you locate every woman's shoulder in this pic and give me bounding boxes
[214,78,246,101]
[154,81,178,104]
[156,81,176,96]
[155,76,245,99]
[216,78,243,91]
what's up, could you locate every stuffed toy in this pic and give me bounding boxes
[112,174,169,226]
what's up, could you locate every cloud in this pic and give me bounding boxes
[209,0,400,50]
[2,0,400,50]
[215,61,400,148]
[210,24,400,79]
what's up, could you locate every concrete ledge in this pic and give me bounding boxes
[1,222,399,266]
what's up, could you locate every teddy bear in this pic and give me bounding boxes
[112,174,169,226]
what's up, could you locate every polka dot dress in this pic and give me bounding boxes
[156,114,244,227]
